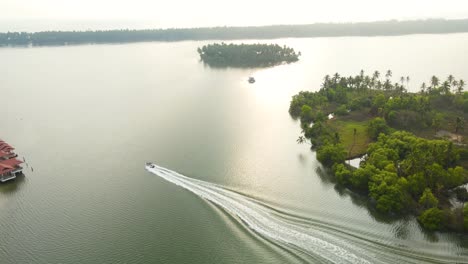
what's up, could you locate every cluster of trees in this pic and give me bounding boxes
[290,70,467,132]
[197,43,300,68]
[290,71,468,232]
[2,19,468,46]
[334,131,466,230]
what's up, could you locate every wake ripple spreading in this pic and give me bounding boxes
[146,164,372,263]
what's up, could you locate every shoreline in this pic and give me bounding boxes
[2,19,468,47]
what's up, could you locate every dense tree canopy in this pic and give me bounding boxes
[291,71,468,232]
[419,208,445,231]
[1,19,468,46]
[197,43,300,67]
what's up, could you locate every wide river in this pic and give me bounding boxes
[1,34,468,263]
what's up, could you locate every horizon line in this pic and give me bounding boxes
[1,17,468,33]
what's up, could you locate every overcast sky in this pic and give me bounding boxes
[1,0,468,31]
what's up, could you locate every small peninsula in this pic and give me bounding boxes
[290,71,468,232]
[197,43,300,68]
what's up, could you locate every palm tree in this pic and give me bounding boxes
[452,80,459,94]
[333,73,340,83]
[296,136,311,145]
[384,79,391,91]
[441,81,451,95]
[448,75,455,85]
[323,75,331,88]
[431,76,440,88]
[364,76,371,89]
[373,70,380,81]
[420,82,426,94]
[400,76,405,87]
[347,76,354,89]
[376,80,382,90]
[406,76,410,90]
[385,70,392,80]
[458,79,465,94]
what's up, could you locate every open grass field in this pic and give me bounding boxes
[329,119,371,158]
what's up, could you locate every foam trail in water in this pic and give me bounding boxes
[146,164,372,264]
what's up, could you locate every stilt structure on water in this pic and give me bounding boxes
[0,139,24,183]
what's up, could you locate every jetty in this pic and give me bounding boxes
[0,140,23,183]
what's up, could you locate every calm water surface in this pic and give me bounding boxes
[1,34,468,263]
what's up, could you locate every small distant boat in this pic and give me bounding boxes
[248,77,255,83]
[146,162,155,169]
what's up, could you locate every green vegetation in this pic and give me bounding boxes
[197,43,300,68]
[2,19,468,46]
[464,205,468,231]
[329,120,370,157]
[291,71,468,232]
[419,208,445,231]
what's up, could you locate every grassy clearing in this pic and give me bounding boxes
[329,119,371,158]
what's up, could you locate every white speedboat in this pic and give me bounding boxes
[145,162,155,169]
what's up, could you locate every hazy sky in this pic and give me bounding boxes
[1,0,468,31]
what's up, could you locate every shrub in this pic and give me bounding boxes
[418,188,439,209]
[316,143,347,167]
[368,117,390,140]
[418,208,444,231]
[464,205,468,231]
[335,105,348,116]
[333,163,352,185]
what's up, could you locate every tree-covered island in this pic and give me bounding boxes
[197,43,300,67]
[290,71,468,232]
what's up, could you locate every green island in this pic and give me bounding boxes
[197,43,300,68]
[290,70,468,232]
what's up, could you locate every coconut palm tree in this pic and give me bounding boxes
[400,76,405,87]
[323,75,331,89]
[452,80,459,94]
[364,76,372,89]
[296,136,310,145]
[373,70,380,81]
[333,73,340,83]
[441,81,451,95]
[458,79,465,94]
[384,79,391,91]
[385,70,392,80]
[448,75,455,85]
[406,76,410,90]
[420,82,426,94]
[431,76,440,88]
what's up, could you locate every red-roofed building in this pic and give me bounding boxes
[0,150,16,160]
[0,139,23,183]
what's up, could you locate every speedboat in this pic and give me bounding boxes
[145,162,155,169]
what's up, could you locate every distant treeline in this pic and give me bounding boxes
[198,43,300,67]
[1,19,468,46]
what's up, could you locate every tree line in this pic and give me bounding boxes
[290,71,468,232]
[197,43,300,68]
[1,19,468,46]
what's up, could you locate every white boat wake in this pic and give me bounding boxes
[145,163,372,264]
